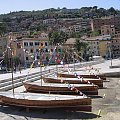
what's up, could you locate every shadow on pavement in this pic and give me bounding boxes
[89,95,103,99]
[0,105,98,119]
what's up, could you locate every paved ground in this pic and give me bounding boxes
[92,77,120,120]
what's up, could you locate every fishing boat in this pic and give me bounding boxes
[61,66,99,72]
[0,92,91,111]
[43,76,103,88]
[57,72,106,80]
[23,82,98,96]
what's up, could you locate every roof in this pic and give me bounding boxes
[64,38,76,45]
[84,35,111,41]
[21,37,49,41]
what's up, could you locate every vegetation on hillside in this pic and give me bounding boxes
[0,6,119,33]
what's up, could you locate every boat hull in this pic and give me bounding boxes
[43,77,103,88]
[0,93,92,111]
[23,82,98,96]
[57,73,106,80]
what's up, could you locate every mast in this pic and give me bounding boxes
[73,52,75,71]
[39,43,43,86]
[40,55,42,86]
[9,41,14,96]
[55,45,58,78]
[11,49,14,95]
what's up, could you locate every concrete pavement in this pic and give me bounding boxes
[0,59,120,81]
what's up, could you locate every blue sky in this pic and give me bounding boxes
[0,0,120,14]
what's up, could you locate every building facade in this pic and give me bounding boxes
[91,16,120,32]
[101,25,115,36]
[111,37,120,58]
[83,36,111,58]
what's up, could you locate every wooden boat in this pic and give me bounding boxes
[43,76,103,88]
[23,82,98,96]
[57,72,106,80]
[61,67,98,72]
[0,92,91,111]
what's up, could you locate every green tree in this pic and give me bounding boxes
[48,31,68,45]
[74,38,89,60]
[108,7,117,15]
[0,22,7,36]
[91,29,101,37]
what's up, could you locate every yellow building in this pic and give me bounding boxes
[99,40,109,57]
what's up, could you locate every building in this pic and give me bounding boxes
[0,37,8,60]
[43,19,56,25]
[111,37,120,58]
[16,37,49,67]
[15,37,64,67]
[99,40,109,57]
[101,25,115,35]
[58,18,91,33]
[83,35,111,58]
[84,37,100,56]
[91,16,120,31]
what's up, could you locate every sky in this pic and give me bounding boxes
[0,0,120,14]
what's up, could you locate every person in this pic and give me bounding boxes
[13,66,16,73]
[18,64,21,74]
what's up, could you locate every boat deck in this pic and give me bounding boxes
[27,82,97,87]
[48,76,102,81]
[0,92,87,100]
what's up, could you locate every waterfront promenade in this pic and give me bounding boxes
[0,58,120,81]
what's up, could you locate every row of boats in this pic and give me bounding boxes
[0,68,106,112]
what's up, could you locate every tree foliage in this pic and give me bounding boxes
[0,22,7,35]
[0,7,119,33]
[48,31,68,45]
[74,38,89,60]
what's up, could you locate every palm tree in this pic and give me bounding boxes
[74,38,89,61]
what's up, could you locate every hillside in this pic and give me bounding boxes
[0,6,120,33]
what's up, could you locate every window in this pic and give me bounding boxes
[17,43,21,48]
[35,42,39,46]
[45,49,48,52]
[29,42,33,46]
[45,42,48,46]
[111,29,114,31]
[30,49,33,53]
[24,42,28,47]
[37,56,40,59]
[51,49,53,52]
[58,49,61,52]
[41,43,43,46]
[26,57,28,60]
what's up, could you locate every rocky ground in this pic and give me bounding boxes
[0,77,120,120]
